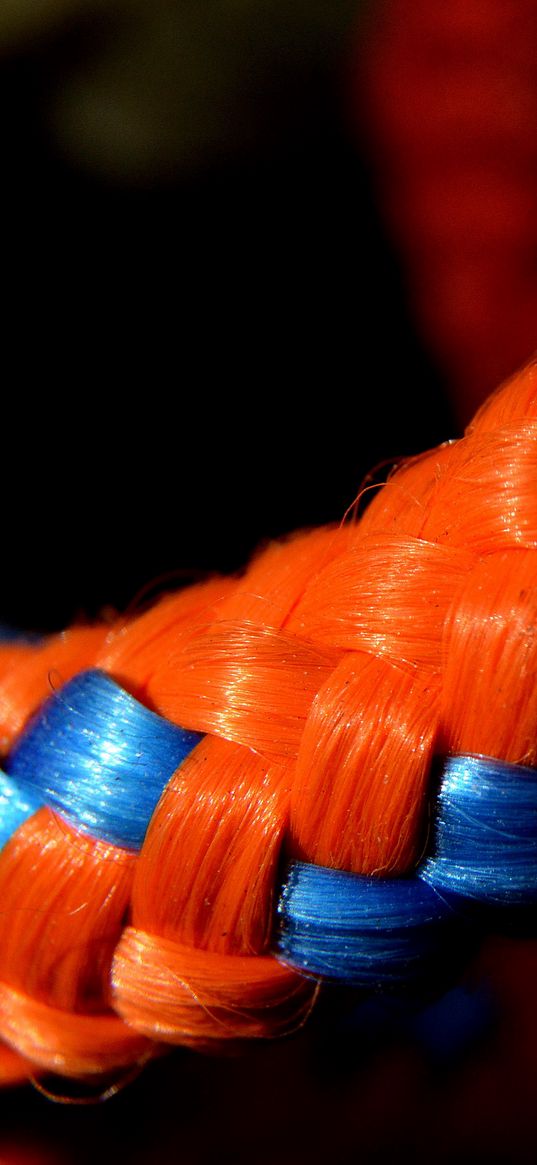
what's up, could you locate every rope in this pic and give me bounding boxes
[0,359,535,1083]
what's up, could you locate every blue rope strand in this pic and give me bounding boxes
[275,860,462,986]
[6,669,203,850]
[419,754,537,905]
[0,771,42,850]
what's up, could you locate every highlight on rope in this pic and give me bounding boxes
[0,358,535,1091]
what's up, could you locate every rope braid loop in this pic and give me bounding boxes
[0,359,536,1084]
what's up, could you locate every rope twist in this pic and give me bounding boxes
[0,360,535,1084]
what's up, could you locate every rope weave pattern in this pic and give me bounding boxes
[0,360,535,1084]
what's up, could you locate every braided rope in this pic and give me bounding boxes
[0,360,536,1084]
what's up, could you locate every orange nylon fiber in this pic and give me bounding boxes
[0,809,135,1013]
[210,524,360,628]
[467,360,537,433]
[112,929,315,1045]
[439,548,537,764]
[131,734,290,954]
[0,984,150,1077]
[417,423,537,551]
[99,576,236,697]
[110,734,316,1043]
[353,441,460,539]
[286,535,474,664]
[288,653,440,874]
[144,623,341,761]
[0,359,534,1078]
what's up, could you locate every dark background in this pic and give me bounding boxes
[3,7,529,1165]
[4,939,537,1165]
[0,3,455,634]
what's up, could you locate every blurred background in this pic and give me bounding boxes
[0,1,536,1160]
[2,0,535,636]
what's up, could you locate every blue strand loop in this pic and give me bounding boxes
[6,669,203,850]
[419,754,537,905]
[275,860,463,987]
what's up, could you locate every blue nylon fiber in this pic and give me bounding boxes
[275,861,460,986]
[0,771,42,850]
[6,669,203,850]
[419,754,537,904]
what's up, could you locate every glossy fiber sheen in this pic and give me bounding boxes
[0,772,42,850]
[6,669,203,849]
[420,754,537,904]
[276,861,459,986]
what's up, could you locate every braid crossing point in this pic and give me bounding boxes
[0,361,536,1084]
